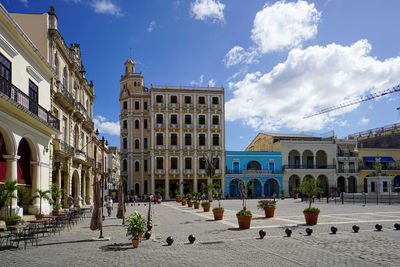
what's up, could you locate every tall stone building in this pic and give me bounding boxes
[10,7,96,208]
[119,58,225,199]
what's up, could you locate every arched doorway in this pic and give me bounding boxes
[264,179,279,197]
[135,183,140,195]
[0,131,8,183]
[247,179,261,197]
[17,138,34,209]
[288,175,300,195]
[302,150,314,168]
[229,179,240,197]
[247,161,261,171]
[317,175,329,196]
[348,176,356,193]
[288,150,300,168]
[337,176,345,192]
[85,175,91,204]
[71,171,80,202]
[316,150,327,168]
[304,175,314,182]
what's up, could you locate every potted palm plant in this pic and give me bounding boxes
[298,178,322,225]
[236,180,252,229]
[192,192,201,209]
[212,184,224,220]
[126,211,147,248]
[51,183,64,215]
[201,200,210,212]
[257,200,276,218]
[181,194,186,206]
[155,188,164,204]
[186,193,193,207]
[0,180,26,226]
[280,189,285,200]
[31,189,53,219]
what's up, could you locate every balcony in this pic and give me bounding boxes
[155,145,165,150]
[53,139,74,157]
[96,162,102,171]
[73,102,88,121]
[121,128,128,134]
[283,165,336,170]
[154,103,164,107]
[169,103,179,108]
[211,124,220,129]
[169,145,179,150]
[83,119,94,131]
[184,124,193,129]
[337,152,358,157]
[86,155,95,167]
[198,124,207,129]
[54,83,74,109]
[337,169,359,174]
[74,149,86,162]
[359,164,400,171]
[169,124,179,129]
[120,170,128,176]
[198,104,207,109]
[155,123,165,129]
[184,146,193,150]
[198,146,207,150]
[183,103,193,108]
[0,76,60,131]
[155,169,165,175]
[215,169,222,174]
[169,169,179,174]
[198,169,206,174]
[211,104,220,109]
[226,169,283,175]
[184,169,193,174]
[212,146,221,150]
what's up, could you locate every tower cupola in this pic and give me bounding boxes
[124,57,136,75]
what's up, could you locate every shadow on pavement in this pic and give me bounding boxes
[100,242,135,251]
[38,239,96,247]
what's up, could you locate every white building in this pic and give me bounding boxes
[0,4,59,215]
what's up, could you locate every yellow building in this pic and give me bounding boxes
[358,148,400,193]
[119,58,225,199]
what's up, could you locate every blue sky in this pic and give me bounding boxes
[3,0,400,150]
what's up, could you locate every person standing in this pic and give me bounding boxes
[106,197,113,217]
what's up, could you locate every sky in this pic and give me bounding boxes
[2,0,400,150]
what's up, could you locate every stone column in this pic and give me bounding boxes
[81,172,86,206]
[3,155,20,216]
[30,161,40,214]
[56,163,62,204]
[165,176,170,200]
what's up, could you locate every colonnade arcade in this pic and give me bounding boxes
[225,176,282,198]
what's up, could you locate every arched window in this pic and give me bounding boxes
[123,120,127,129]
[123,138,127,149]
[135,139,139,149]
[123,159,127,171]
[135,161,139,172]
[135,120,139,129]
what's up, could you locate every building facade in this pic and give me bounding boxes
[0,4,59,215]
[120,58,225,199]
[107,146,120,198]
[225,151,283,198]
[10,7,96,208]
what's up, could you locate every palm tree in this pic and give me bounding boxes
[0,180,26,217]
[203,152,219,200]
[31,189,53,215]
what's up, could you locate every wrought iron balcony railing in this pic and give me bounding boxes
[283,165,336,169]
[0,76,59,131]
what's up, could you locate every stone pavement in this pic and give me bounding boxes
[1,199,400,266]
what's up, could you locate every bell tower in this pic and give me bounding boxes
[124,57,135,75]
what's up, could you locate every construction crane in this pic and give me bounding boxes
[304,84,400,118]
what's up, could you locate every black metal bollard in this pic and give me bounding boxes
[305,228,313,236]
[330,226,338,234]
[394,223,400,230]
[166,236,174,246]
[285,228,292,237]
[352,225,360,233]
[144,231,151,240]
[259,230,266,239]
[188,234,196,244]
[375,224,382,231]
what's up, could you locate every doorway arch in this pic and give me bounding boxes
[264,179,279,197]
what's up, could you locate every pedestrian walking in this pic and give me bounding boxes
[106,197,113,217]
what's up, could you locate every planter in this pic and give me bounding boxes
[294,196,298,200]
[193,202,200,209]
[35,214,44,220]
[280,196,285,200]
[181,200,186,206]
[132,239,140,248]
[52,210,60,216]
[5,219,20,228]
[188,202,193,208]
[139,234,143,242]
[203,204,210,212]
[303,211,319,225]
[176,198,181,202]
[213,209,224,220]
[237,215,252,229]
[264,208,275,218]
[157,200,161,204]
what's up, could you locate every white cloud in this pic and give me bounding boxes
[191,0,225,23]
[93,115,120,136]
[223,0,320,67]
[223,46,258,67]
[92,0,122,16]
[208,79,216,87]
[18,0,28,7]
[147,20,156,32]
[359,117,370,126]
[226,40,400,132]
[191,74,205,86]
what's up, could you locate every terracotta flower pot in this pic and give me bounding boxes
[194,202,200,209]
[35,214,44,220]
[176,198,181,202]
[303,211,319,225]
[132,239,140,248]
[203,204,210,212]
[237,215,252,229]
[264,208,275,218]
[188,202,193,207]
[280,196,285,200]
[157,200,161,204]
[181,200,186,206]
[213,209,224,220]
[139,234,143,242]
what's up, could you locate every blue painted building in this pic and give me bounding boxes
[225,151,283,198]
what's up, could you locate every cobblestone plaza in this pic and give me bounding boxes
[2,199,400,266]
